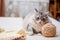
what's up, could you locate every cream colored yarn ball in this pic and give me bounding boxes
[42,23,56,37]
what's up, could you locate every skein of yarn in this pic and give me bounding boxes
[42,23,56,37]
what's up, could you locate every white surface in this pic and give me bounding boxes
[0,17,23,32]
[0,17,60,40]
[0,33,21,40]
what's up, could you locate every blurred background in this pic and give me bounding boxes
[0,0,60,21]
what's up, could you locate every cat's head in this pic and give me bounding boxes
[34,8,49,25]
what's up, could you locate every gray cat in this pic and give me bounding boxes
[24,8,51,35]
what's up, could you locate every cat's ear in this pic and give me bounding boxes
[34,8,38,12]
[44,12,49,16]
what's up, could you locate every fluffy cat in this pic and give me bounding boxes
[23,8,51,35]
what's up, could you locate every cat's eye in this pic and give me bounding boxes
[46,16,48,18]
[36,17,39,20]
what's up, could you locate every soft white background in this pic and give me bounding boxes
[5,0,49,17]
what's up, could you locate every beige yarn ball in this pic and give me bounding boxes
[42,23,56,37]
[0,28,4,33]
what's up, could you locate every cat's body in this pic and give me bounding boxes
[24,9,51,35]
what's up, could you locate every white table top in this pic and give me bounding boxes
[0,17,60,40]
[0,17,24,32]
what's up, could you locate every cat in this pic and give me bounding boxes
[23,8,51,35]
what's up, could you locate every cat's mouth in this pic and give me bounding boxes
[36,21,44,26]
[33,19,45,26]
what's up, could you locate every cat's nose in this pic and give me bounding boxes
[39,22,42,24]
[37,20,43,24]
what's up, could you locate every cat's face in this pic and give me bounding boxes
[34,9,49,26]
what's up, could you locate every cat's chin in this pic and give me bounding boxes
[36,22,44,26]
[36,23,44,27]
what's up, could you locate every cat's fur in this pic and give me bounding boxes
[24,8,51,35]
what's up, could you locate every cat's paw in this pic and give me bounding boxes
[27,32,34,36]
[29,33,34,36]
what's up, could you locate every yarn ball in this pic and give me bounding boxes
[42,23,56,37]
